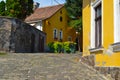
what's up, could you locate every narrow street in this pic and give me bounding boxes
[0,53,109,80]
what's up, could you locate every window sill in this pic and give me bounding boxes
[54,38,58,40]
[89,47,104,53]
[110,42,120,52]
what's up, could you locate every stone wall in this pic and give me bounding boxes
[0,17,46,53]
[81,55,120,80]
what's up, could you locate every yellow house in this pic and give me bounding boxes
[83,0,120,66]
[25,4,77,45]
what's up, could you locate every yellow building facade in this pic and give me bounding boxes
[83,0,120,66]
[25,5,77,44]
[42,6,76,44]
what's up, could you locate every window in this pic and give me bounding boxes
[110,0,120,52]
[53,29,58,39]
[59,30,63,40]
[60,16,63,22]
[95,4,102,48]
[91,0,102,48]
[68,36,72,41]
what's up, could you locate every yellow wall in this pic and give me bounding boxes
[43,7,76,44]
[103,0,114,49]
[83,0,120,66]
[83,0,91,56]
[95,52,120,67]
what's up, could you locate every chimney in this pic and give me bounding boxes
[33,2,40,10]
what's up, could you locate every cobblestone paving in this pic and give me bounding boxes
[0,53,109,80]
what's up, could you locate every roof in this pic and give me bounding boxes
[25,4,64,22]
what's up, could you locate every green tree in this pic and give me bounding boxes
[6,0,21,18]
[19,0,33,20]
[0,1,6,16]
[6,0,33,20]
[65,0,82,51]
[65,0,82,19]
[65,0,82,32]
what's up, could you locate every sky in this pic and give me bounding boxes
[34,0,66,7]
[0,0,66,7]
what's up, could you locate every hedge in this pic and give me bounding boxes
[48,41,76,53]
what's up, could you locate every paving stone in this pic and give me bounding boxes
[0,53,109,80]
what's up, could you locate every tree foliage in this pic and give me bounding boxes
[19,0,33,19]
[65,0,82,32]
[69,18,82,32]
[0,0,33,20]
[0,1,5,16]
[65,0,83,51]
[6,0,21,18]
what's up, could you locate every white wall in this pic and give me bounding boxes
[114,0,120,43]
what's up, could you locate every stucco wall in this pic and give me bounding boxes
[0,17,46,53]
[83,0,91,56]
[43,7,77,44]
[83,0,120,66]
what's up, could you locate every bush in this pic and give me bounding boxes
[48,42,54,53]
[63,41,76,53]
[48,41,76,53]
[53,42,63,53]
[63,42,71,53]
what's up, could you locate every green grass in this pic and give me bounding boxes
[0,52,7,55]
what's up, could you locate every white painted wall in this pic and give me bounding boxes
[114,0,120,43]
[29,21,43,31]
[36,21,43,31]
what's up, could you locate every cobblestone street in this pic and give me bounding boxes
[0,53,109,80]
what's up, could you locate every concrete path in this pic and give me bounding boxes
[0,53,108,80]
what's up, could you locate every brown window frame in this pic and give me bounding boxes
[95,4,102,48]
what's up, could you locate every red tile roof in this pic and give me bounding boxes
[25,4,64,22]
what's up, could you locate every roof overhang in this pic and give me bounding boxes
[25,20,43,24]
